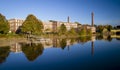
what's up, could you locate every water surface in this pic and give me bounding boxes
[0,36,120,70]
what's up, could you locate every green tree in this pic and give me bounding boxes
[97,25,104,33]
[74,22,81,25]
[68,28,77,35]
[106,25,112,32]
[59,24,67,35]
[0,13,10,34]
[87,29,92,36]
[21,14,43,35]
[79,28,86,36]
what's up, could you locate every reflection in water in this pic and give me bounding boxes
[70,38,76,45]
[60,39,67,50]
[20,43,44,61]
[0,46,10,64]
[107,35,112,42]
[116,38,120,41]
[96,35,113,42]
[0,35,116,63]
[77,36,91,45]
[91,41,94,56]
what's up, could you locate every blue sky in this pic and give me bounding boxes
[0,0,120,26]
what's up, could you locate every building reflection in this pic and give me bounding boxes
[0,35,116,63]
[10,43,22,53]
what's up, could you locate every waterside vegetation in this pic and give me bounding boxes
[0,13,119,38]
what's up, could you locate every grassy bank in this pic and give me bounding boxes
[0,34,24,39]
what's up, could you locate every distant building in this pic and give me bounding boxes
[42,20,78,33]
[8,19,24,32]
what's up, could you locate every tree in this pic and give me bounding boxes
[79,28,87,36]
[21,14,43,35]
[74,22,81,25]
[0,13,10,34]
[87,29,92,35]
[68,28,77,35]
[97,25,104,33]
[106,25,112,32]
[59,24,67,35]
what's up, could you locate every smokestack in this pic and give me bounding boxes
[91,12,94,27]
[67,16,70,23]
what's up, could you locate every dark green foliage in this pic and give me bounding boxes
[68,28,77,35]
[0,13,10,34]
[59,24,67,35]
[96,25,113,34]
[79,28,87,35]
[106,25,112,32]
[21,14,43,35]
[97,25,104,33]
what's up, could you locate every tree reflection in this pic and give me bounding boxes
[107,35,112,42]
[96,35,103,40]
[116,38,120,41]
[78,36,91,44]
[70,38,76,45]
[21,43,44,61]
[60,39,67,50]
[0,46,10,64]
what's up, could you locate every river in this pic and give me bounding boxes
[0,36,120,70]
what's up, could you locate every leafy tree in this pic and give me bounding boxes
[106,25,112,32]
[87,29,92,35]
[79,28,86,35]
[21,14,43,35]
[0,13,10,34]
[75,22,81,25]
[97,25,104,33]
[68,28,77,35]
[59,24,67,35]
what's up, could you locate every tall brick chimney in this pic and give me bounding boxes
[91,12,94,27]
[68,16,70,23]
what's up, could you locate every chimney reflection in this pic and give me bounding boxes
[91,36,95,56]
[91,41,94,56]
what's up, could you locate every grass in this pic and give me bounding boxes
[0,33,24,39]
